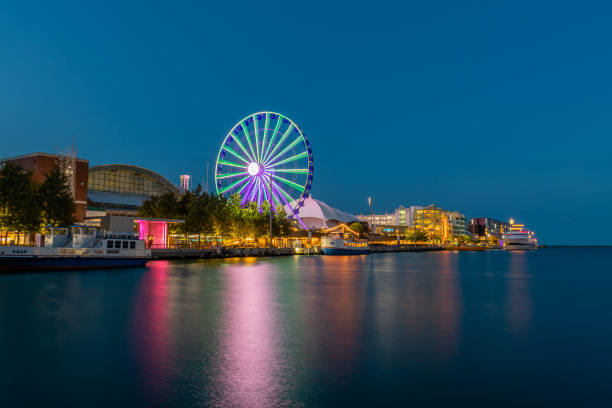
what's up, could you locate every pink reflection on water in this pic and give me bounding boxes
[507,251,531,337]
[434,251,462,357]
[130,260,171,402]
[211,261,286,408]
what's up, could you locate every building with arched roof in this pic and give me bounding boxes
[87,164,179,214]
[283,196,357,230]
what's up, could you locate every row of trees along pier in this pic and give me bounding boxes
[0,162,75,243]
[138,189,293,245]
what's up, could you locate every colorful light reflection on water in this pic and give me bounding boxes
[2,249,612,407]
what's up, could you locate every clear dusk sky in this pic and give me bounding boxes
[1,1,611,245]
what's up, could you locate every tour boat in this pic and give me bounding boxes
[321,235,369,255]
[0,226,151,271]
[501,219,538,250]
[320,224,370,255]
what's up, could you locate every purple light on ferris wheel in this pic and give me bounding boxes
[215,111,313,220]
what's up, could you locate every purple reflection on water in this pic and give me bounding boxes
[210,260,288,407]
[130,261,171,403]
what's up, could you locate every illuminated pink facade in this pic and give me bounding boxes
[136,219,169,249]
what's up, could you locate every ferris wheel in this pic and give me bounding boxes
[215,111,314,218]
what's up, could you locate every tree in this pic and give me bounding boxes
[139,192,178,219]
[453,234,477,245]
[212,194,232,238]
[349,221,369,238]
[273,204,291,236]
[228,193,249,239]
[0,162,41,235]
[38,167,76,227]
[406,229,428,243]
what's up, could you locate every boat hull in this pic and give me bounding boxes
[504,243,538,250]
[321,248,370,255]
[0,256,149,271]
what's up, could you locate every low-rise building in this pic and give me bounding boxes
[449,211,468,237]
[413,204,450,241]
[468,218,510,239]
[2,152,89,221]
[357,205,422,227]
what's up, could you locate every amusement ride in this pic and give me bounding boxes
[214,112,314,226]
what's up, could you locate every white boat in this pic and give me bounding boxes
[502,218,538,250]
[0,225,151,271]
[320,224,369,255]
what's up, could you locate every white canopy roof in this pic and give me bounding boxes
[284,196,357,229]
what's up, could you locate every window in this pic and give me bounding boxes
[122,241,129,249]
[115,241,121,249]
[130,241,135,249]
[107,240,113,248]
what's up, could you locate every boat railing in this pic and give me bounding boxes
[100,231,140,240]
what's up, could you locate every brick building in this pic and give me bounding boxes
[2,152,89,221]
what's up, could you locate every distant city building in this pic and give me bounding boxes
[87,164,180,215]
[469,218,510,239]
[357,212,396,226]
[448,211,468,237]
[2,152,89,221]
[357,205,422,227]
[413,204,450,241]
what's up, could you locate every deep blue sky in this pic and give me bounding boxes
[1,1,611,244]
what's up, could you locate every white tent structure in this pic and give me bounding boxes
[283,196,358,230]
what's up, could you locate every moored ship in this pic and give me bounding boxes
[501,218,538,250]
[0,225,151,271]
[320,223,369,255]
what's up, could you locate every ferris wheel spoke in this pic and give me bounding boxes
[240,178,256,204]
[262,174,281,208]
[270,180,292,204]
[249,177,259,202]
[260,113,269,163]
[264,124,294,164]
[232,135,255,163]
[269,186,282,209]
[222,146,249,164]
[239,179,255,205]
[238,177,252,195]
[219,175,250,194]
[263,117,282,162]
[218,159,247,169]
[265,137,303,166]
[261,179,269,204]
[266,151,308,168]
[216,171,246,180]
[257,178,265,206]
[272,175,305,192]
[271,168,309,174]
[241,121,257,163]
[253,116,260,161]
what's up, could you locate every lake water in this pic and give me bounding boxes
[1,248,611,407]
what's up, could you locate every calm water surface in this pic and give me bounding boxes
[1,248,611,407]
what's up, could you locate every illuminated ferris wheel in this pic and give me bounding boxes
[215,112,314,218]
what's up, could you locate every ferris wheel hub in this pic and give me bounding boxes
[247,162,261,176]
